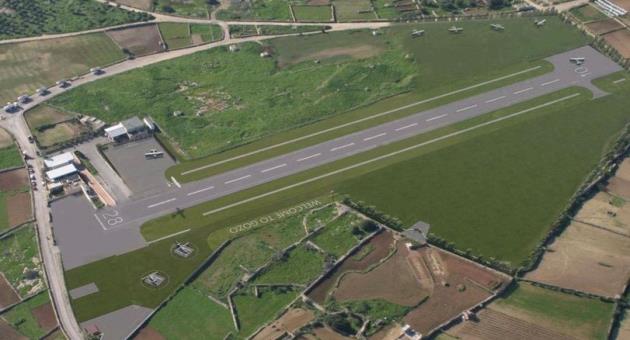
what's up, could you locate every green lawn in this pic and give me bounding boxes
[2,291,52,339]
[159,23,192,50]
[293,5,333,22]
[149,287,234,339]
[155,0,211,17]
[0,0,152,40]
[217,0,292,21]
[190,24,224,43]
[311,212,363,258]
[232,286,298,337]
[0,225,42,297]
[0,33,125,103]
[253,245,326,285]
[494,283,614,340]
[333,0,376,21]
[0,145,23,170]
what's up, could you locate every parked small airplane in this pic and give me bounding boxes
[570,57,585,65]
[411,29,425,37]
[490,23,505,31]
[145,149,164,159]
[448,26,463,33]
[535,19,546,27]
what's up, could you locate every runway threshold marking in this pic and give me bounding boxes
[456,104,477,112]
[297,153,321,162]
[540,79,560,87]
[261,163,287,173]
[331,143,355,152]
[513,87,533,95]
[148,198,177,209]
[171,177,182,188]
[363,133,387,141]
[225,175,251,184]
[485,95,506,103]
[187,186,215,196]
[202,93,581,217]
[94,214,106,230]
[395,122,418,131]
[580,72,592,78]
[426,114,447,122]
[181,66,543,176]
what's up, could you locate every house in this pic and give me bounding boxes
[44,152,75,170]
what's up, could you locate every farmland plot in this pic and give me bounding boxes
[106,24,165,57]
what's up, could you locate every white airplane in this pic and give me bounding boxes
[448,26,464,33]
[145,149,164,159]
[490,23,505,31]
[535,19,546,27]
[411,29,425,37]
[570,57,585,65]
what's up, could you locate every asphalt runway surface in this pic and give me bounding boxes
[56,46,622,269]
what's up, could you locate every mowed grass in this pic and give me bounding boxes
[2,291,51,339]
[0,145,23,170]
[0,33,125,103]
[494,283,614,339]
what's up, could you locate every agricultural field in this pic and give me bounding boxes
[51,17,588,161]
[0,168,32,232]
[0,291,58,339]
[156,23,221,49]
[585,18,624,35]
[310,211,371,258]
[216,0,292,21]
[615,309,630,340]
[293,5,333,21]
[0,145,22,171]
[155,0,214,17]
[253,308,315,340]
[446,282,615,340]
[570,4,608,22]
[608,158,630,199]
[0,33,125,103]
[333,0,377,21]
[229,24,328,38]
[233,286,299,337]
[0,225,43,298]
[113,0,154,11]
[0,0,153,40]
[106,24,165,57]
[25,105,90,151]
[603,29,630,59]
[0,128,12,149]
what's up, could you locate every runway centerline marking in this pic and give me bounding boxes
[395,123,418,131]
[363,133,387,141]
[187,186,215,196]
[485,95,506,103]
[225,175,251,184]
[148,198,176,209]
[426,114,448,122]
[513,87,533,95]
[202,93,581,217]
[296,153,321,162]
[261,163,287,173]
[540,78,560,87]
[331,143,355,152]
[181,66,543,176]
[456,104,477,112]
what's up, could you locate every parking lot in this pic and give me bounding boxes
[103,137,175,199]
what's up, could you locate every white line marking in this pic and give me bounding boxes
[363,133,387,141]
[148,198,177,209]
[330,143,355,152]
[580,72,591,78]
[187,186,215,196]
[94,214,106,230]
[225,175,251,184]
[148,228,191,244]
[395,123,418,131]
[181,66,543,176]
[296,153,321,162]
[171,176,181,188]
[613,78,626,84]
[540,78,560,87]
[456,104,477,112]
[203,93,581,217]
[485,95,506,103]
[261,163,287,173]
[513,87,533,95]
[426,114,448,122]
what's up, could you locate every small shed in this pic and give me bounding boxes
[104,123,127,142]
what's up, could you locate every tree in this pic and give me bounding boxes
[489,0,508,10]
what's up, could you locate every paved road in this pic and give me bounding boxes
[87,46,620,245]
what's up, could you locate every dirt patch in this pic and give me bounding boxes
[402,247,508,335]
[106,24,164,57]
[603,29,630,58]
[333,241,430,306]
[253,308,315,340]
[284,45,383,66]
[608,158,630,199]
[0,129,12,149]
[368,323,405,340]
[7,192,32,227]
[133,326,166,340]
[0,273,20,309]
[0,7,16,15]
[572,191,630,235]
[307,231,395,304]
[42,329,63,340]
[0,168,29,192]
[31,302,58,332]
[525,220,630,297]
[0,319,26,340]
[612,0,630,10]
[586,19,624,35]
[113,0,154,11]
[301,325,352,339]
[446,307,574,340]
[191,34,204,45]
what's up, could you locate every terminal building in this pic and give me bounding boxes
[44,152,79,182]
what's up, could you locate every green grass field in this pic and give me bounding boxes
[190,24,224,43]
[159,23,192,49]
[311,212,363,258]
[494,283,614,339]
[217,0,292,21]
[24,105,75,130]
[155,0,211,17]
[233,286,298,336]
[0,33,125,103]
[333,0,377,21]
[293,5,333,22]
[2,291,53,339]
[0,225,41,297]
[253,245,326,285]
[0,145,23,170]
[0,0,152,40]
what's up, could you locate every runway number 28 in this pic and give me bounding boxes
[103,210,123,226]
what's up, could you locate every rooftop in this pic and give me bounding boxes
[44,152,74,169]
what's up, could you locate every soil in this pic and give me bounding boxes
[191,34,204,45]
[603,29,630,58]
[573,192,630,235]
[0,319,26,340]
[446,307,574,340]
[0,128,12,148]
[586,19,624,35]
[0,168,28,192]
[612,0,630,10]
[31,302,58,332]
[333,241,430,306]
[307,231,395,304]
[133,326,166,340]
[301,325,352,339]
[608,158,630,199]
[253,308,314,340]
[368,323,405,340]
[525,220,630,297]
[0,274,20,309]
[106,25,164,57]
[7,192,32,228]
